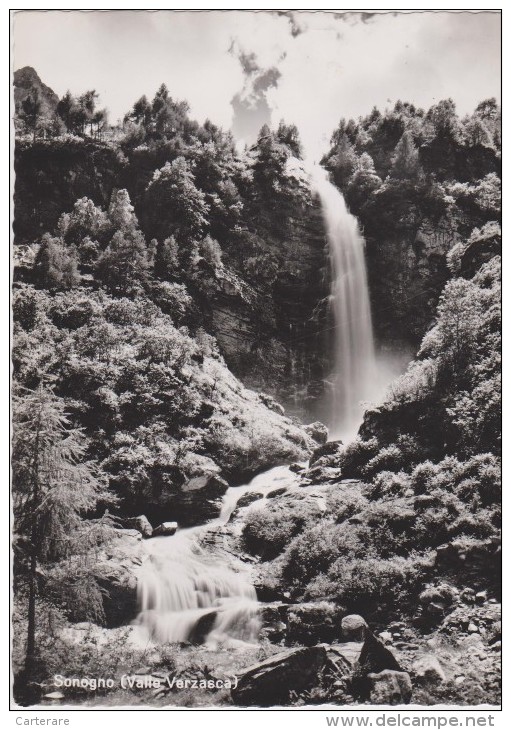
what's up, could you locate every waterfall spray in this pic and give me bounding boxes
[310,164,377,442]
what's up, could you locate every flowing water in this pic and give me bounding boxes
[134,466,301,648]
[133,166,379,648]
[311,165,377,442]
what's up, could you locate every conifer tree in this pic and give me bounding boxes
[95,230,150,295]
[390,131,422,180]
[20,91,41,142]
[33,234,80,290]
[12,385,112,701]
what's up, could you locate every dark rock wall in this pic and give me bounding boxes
[13,141,125,244]
[14,141,468,423]
[366,216,457,348]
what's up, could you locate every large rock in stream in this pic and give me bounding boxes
[91,529,145,627]
[309,439,343,467]
[232,645,329,706]
[232,642,361,706]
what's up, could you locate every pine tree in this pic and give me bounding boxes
[347,153,382,209]
[276,121,302,157]
[128,95,152,127]
[329,134,358,189]
[12,385,113,702]
[108,189,138,233]
[95,229,150,295]
[154,236,180,280]
[78,90,99,136]
[390,131,422,180]
[33,234,80,290]
[144,157,209,244]
[20,91,41,142]
[56,91,76,132]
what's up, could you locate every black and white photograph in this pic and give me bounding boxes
[10,8,502,711]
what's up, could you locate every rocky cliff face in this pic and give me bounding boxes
[13,140,125,244]
[202,192,331,421]
[13,66,60,127]
[13,142,332,422]
[15,134,474,425]
[365,200,498,352]
[366,216,456,348]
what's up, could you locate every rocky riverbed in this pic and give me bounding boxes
[36,462,501,708]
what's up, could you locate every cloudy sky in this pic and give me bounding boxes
[12,10,501,158]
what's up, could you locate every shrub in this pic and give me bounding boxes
[419,582,458,608]
[308,555,427,621]
[411,461,438,494]
[364,445,405,479]
[325,485,369,523]
[359,499,417,557]
[150,281,196,325]
[48,293,97,329]
[338,437,379,478]
[242,498,321,560]
[368,470,411,500]
[12,285,41,331]
[277,521,369,592]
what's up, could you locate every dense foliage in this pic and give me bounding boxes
[12,69,501,706]
[252,232,500,625]
[12,75,319,696]
[239,100,501,626]
[321,98,501,342]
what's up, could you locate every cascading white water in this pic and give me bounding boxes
[135,527,259,647]
[311,165,377,442]
[134,466,301,648]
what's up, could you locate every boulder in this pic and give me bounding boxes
[309,439,343,466]
[188,610,217,644]
[289,463,305,474]
[92,529,144,627]
[266,487,288,499]
[476,590,488,605]
[460,587,476,604]
[358,631,403,673]
[175,474,229,526]
[232,645,328,706]
[236,491,264,509]
[368,670,412,705]
[379,631,393,644]
[152,521,178,537]
[253,581,290,603]
[413,655,446,685]
[419,583,458,621]
[259,603,289,642]
[305,465,344,485]
[304,421,329,445]
[260,602,289,627]
[352,630,403,700]
[120,515,153,538]
[328,642,364,667]
[341,614,368,641]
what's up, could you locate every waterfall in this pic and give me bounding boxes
[133,466,300,647]
[311,165,377,442]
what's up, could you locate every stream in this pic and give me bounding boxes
[132,168,378,650]
[133,465,302,648]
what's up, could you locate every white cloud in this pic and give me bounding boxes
[12,10,500,159]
